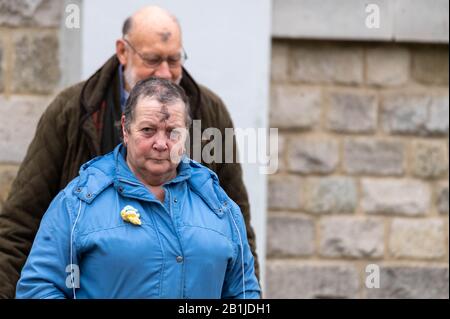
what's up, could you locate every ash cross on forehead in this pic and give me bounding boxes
[158,31,172,42]
[158,105,170,122]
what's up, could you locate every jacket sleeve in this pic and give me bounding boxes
[0,94,69,298]
[212,98,261,284]
[222,202,261,299]
[15,191,75,299]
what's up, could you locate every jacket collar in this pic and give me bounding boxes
[186,159,227,217]
[112,144,192,202]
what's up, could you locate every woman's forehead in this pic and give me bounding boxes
[134,99,185,125]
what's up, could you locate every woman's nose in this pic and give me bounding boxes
[153,132,169,151]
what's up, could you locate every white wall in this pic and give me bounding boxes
[272,0,449,43]
[80,0,271,290]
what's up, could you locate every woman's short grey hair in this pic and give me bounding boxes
[123,77,192,131]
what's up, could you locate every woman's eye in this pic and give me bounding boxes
[142,128,155,134]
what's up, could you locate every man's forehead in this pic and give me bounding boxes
[131,7,180,35]
[127,6,182,47]
[129,23,181,50]
[133,29,181,45]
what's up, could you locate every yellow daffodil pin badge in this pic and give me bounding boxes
[120,205,141,226]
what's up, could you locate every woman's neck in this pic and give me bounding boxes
[146,185,165,202]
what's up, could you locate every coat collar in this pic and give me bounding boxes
[113,144,192,190]
[74,144,228,218]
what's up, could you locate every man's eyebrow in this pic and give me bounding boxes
[140,52,158,59]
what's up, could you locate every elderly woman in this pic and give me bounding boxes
[16,77,260,299]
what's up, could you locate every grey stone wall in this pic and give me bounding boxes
[267,39,449,298]
[0,0,62,208]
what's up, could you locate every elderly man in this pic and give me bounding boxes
[0,6,258,298]
[16,77,260,299]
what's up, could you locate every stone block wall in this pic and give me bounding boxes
[267,40,449,298]
[0,0,62,209]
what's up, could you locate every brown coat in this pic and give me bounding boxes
[0,56,259,298]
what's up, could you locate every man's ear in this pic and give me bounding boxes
[121,115,129,145]
[116,39,128,66]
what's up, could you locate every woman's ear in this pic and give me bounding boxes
[121,115,129,146]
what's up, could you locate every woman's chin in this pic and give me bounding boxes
[145,161,171,175]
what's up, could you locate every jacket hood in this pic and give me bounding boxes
[73,144,228,216]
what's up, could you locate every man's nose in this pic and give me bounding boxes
[154,61,172,80]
